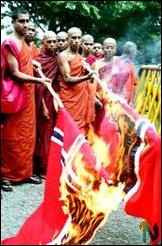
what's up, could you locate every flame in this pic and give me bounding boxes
[57,96,141,245]
[59,146,125,245]
[91,134,111,169]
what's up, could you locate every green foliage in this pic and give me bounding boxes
[1,1,161,64]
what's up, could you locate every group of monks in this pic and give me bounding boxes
[1,7,137,192]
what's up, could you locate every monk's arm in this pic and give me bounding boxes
[32,59,42,70]
[6,51,51,85]
[42,96,50,119]
[57,54,93,84]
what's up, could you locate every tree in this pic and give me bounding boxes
[1,1,161,64]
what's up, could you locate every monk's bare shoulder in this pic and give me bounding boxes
[57,50,69,64]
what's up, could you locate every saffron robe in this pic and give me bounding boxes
[59,54,95,134]
[31,44,40,59]
[1,38,36,182]
[119,58,136,103]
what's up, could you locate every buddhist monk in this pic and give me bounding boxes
[81,34,96,65]
[25,21,40,59]
[92,42,104,59]
[57,27,95,137]
[34,31,59,177]
[56,31,69,53]
[119,41,138,104]
[92,38,133,103]
[1,8,51,191]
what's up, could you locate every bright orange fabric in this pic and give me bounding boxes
[1,41,36,182]
[31,45,40,59]
[59,54,95,134]
[123,61,136,103]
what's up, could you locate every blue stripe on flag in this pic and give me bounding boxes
[53,131,63,142]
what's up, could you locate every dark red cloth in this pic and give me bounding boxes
[34,50,59,173]
[86,55,97,65]
[86,54,103,66]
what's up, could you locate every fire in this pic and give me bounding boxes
[59,139,125,245]
[91,134,111,169]
[57,95,141,245]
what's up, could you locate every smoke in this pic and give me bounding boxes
[117,36,161,66]
[137,38,161,65]
[116,13,161,66]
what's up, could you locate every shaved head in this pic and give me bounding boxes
[67,27,82,37]
[56,31,68,52]
[81,34,94,43]
[56,31,68,39]
[41,30,57,53]
[123,41,137,55]
[67,27,82,52]
[25,22,36,44]
[103,38,116,47]
[42,31,56,42]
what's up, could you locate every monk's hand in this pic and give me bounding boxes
[82,61,90,71]
[87,71,96,80]
[42,105,50,120]
[32,60,42,70]
[39,77,52,86]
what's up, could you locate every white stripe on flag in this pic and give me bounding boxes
[51,135,63,147]
[61,148,81,187]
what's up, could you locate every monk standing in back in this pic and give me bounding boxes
[57,27,95,137]
[34,31,59,177]
[25,21,40,59]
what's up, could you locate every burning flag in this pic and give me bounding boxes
[93,92,161,245]
[2,107,124,245]
[1,81,161,244]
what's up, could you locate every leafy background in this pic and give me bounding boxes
[1,1,161,64]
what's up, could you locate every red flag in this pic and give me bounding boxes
[94,95,161,245]
[2,108,110,245]
[124,121,161,245]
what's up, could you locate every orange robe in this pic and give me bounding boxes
[1,40,36,182]
[31,44,40,59]
[59,54,95,135]
[122,61,136,104]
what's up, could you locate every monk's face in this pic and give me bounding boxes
[43,36,57,53]
[25,24,36,43]
[68,31,82,52]
[103,41,116,59]
[82,39,94,55]
[92,43,103,56]
[56,34,68,52]
[12,13,29,36]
